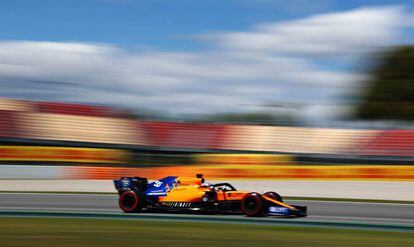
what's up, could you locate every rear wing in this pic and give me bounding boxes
[114,176,178,194]
[114,177,148,192]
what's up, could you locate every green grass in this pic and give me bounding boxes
[0,218,413,247]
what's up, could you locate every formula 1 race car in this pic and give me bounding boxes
[114,174,307,217]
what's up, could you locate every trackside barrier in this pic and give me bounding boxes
[64,165,414,180]
[193,154,293,165]
[0,146,130,164]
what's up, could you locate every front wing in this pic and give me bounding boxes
[267,205,307,217]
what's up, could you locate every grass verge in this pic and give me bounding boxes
[0,217,413,247]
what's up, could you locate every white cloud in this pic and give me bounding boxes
[0,6,410,121]
[209,6,406,57]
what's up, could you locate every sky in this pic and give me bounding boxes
[0,0,414,123]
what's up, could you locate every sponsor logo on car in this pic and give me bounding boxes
[268,206,289,215]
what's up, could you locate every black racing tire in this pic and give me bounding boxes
[241,193,263,217]
[264,191,283,202]
[119,191,145,213]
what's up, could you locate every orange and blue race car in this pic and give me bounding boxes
[114,174,307,217]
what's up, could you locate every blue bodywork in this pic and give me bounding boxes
[114,176,178,197]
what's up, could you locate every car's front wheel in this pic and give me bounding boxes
[241,193,263,217]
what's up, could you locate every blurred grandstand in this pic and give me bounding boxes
[0,97,412,167]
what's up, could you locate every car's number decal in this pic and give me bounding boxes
[153,180,163,187]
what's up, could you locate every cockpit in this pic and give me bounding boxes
[211,183,237,192]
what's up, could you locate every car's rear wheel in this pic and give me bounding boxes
[264,191,283,202]
[241,193,263,217]
[119,191,144,213]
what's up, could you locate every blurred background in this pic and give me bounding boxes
[0,1,413,246]
[0,1,413,181]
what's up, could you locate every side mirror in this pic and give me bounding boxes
[196,174,203,179]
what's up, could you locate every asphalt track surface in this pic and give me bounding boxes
[0,193,413,230]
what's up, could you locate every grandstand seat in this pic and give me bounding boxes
[35,101,120,117]
[360,130,414,156]
[142,122,228,149]
[0,110,18,138]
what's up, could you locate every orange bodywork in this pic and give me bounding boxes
[152,175,298,213]
[158,185,209,202]
[157,176,250,203]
